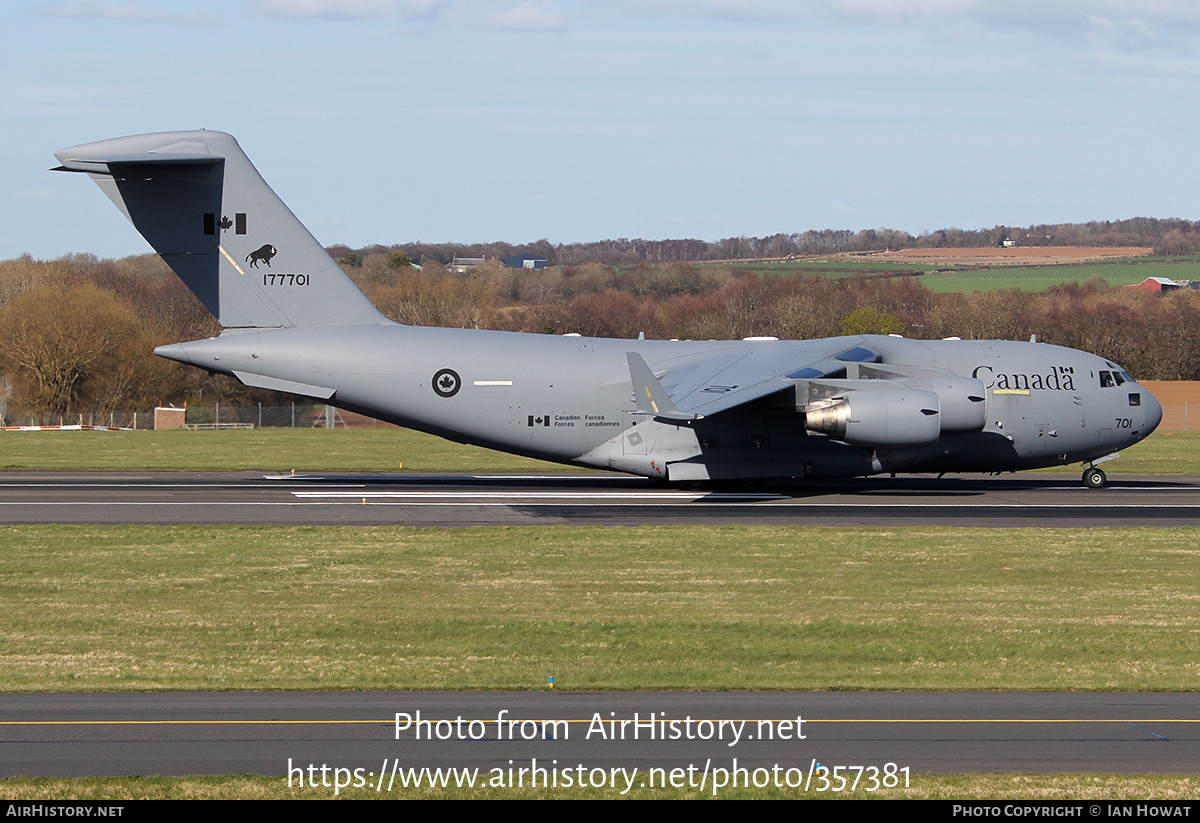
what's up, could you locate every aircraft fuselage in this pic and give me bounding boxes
[156,326,1161,484]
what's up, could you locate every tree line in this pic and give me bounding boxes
[0,251,1197,420]
[331,217,1200,267]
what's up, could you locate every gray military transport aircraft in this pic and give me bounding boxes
[54,130,1162,488]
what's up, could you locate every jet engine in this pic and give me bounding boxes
[803,390,942,447]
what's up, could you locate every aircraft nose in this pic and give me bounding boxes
[1144,389,1163,434]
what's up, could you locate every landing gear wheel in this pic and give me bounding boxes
[1083,467,1106,489]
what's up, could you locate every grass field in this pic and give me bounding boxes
[917,259,1200,293]
[0,425,1184,473]
[720,255,1200,293]
[0,427,566,473]
[1093,430,1198,473]
[3,524,1198,692]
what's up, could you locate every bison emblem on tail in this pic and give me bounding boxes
[246,244,277,268]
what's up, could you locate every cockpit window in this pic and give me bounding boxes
[1129,393,1141,407]
[1099,371,1115,388]
[1120,371,1136,384]
[1113,371,1127,386]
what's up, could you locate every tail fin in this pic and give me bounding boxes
[54,130,385,328]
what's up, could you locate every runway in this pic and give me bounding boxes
[2,691,1198,781]
[0,470,1196,527]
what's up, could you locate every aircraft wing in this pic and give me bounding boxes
[635,338,880,420]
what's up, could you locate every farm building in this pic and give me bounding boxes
[502,253,549,270]
[1127,277,1181,292]
[448,256,486,273]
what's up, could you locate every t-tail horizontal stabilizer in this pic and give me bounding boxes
[627,352,701,422]
[53,130,386,329]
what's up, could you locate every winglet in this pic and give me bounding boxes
[626,352,701,422]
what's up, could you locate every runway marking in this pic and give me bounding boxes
[0,483,366,489]
[1014,486,1191,492]
[1,502,1199,509]
[472,476,627,480]
[288,491,788,500]
[259,477,614,484]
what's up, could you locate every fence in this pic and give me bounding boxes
[4,404,395,430]
[5,401,1197,431]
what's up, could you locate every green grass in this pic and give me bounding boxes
[1,773,1196,799]
[0,427,567,472]
[717,255,1200,293]
[0,425,1182,473]
[1086,430,1198,474]
[917,258,1200,293]
[2,525,1198,692]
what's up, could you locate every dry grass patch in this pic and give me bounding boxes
[1,773,1196,800]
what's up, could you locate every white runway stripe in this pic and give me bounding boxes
[289,491,788,500]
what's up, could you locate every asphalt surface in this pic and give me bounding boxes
[2,691,1198,780]
[0,470,1197,526]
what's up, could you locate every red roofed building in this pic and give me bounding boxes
[1127,277,1181,292]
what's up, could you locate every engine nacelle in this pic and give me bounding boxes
[924,377,987,433]
[804,390,942,447]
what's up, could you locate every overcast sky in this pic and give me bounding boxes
[4,0,1200,260]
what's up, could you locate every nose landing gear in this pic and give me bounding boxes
[1082,452,1120,489]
